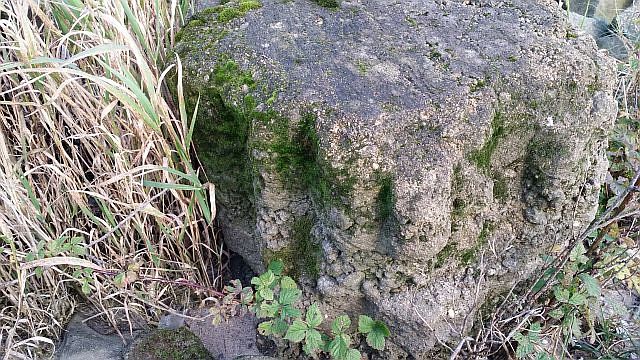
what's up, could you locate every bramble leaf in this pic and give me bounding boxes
[280,275,297,289]
[329,333,351,359]
[284,320,308,343]
[281,304,301,319]
[346,348,361,360]
[577,273,601,298]
[259,287,274,301]
[331,315,351,335]
[258,320,274,336]
[358,315,374,333]
[268,260,284,275]
[272,318,289,336]
[306,303,323,328]
[279,287,301,305]
[365,320,390,350]
[303,328,323,354]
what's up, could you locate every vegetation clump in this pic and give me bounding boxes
[128,328,212,360]
[252,260,390,360]
[312,0,340,9]
[265,216,322,280]
[469,111,506,172]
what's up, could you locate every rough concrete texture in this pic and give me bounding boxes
[176,0,618,357]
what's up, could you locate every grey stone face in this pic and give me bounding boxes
[175,0,617,356]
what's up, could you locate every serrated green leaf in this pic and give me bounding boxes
[329,333,351,358]
[259,300,280,317]
[251,276,261,286]
[281,304,302,319]
[366,330,386,350]
[284,320,308,343]
[303,328,323,354]
[258,320,274,336]
[279,287,302,305]
[280,275,297,289]
[554,287,570,303]
[532,267,557,292]
[272,318,289,336]
[331,315,351,335]
[268,260,284,275]
[373,321,391,337]
[569,243,589,264]
[548,307,565,320]
[568,292,587,306]
[259,287,274,301]
[577,273,601,298]
[528,322,541,341]
[358,315,374,333]
[306,303,323,328]
[259,270,276,287]
[346,348,361,360]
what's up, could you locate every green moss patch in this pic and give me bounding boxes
[270,111,355,206]
[524,134,568,189]
[127,328,212,360]
[469,111,506,172]
[376,175,394,222]
[312,0,340,9]
[264,216,321,280]
[189,57,257,197]
[200,0,262,23]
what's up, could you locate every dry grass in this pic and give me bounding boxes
[0,0,221,358]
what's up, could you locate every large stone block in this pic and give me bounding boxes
[175,0,617,356]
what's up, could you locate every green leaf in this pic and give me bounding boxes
[259,300,280,318]
[259,287,274,301]
[528,322,541,341]
[548,307,565,320]
[280,275,297,289]
[272,318,289,336]
[268,260,284,275]
[303,328,323,354]
[279,287,302,305]
[331,315,351,335]
[329,333,351,359]
[365,320,390,350]
[306,303,323,328]
[281,304,302,319]
[536,353,553,360]
[346,348,361,360]
[251,276,262,286]
[284,320,308,343]
[358,315,374,333]
[514,333,533,358]
[553,287,570,303]
[373,321,391,337]
[532,267,557,292]
[259,270,276,287]
[367,330,386,351]
[568,292,587,306]
[569,243,589,264]
[258,320,274,336]
[578,273,601,298]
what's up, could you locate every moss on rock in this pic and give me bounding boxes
[264,216,321,280]
[127,328,212,360]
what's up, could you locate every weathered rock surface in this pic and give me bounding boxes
[176,0,618,356]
